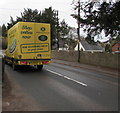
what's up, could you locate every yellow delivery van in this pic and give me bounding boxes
[4,22,51,70]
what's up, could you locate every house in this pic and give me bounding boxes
[68,27,77,40]
[74,39,104,52]
[59,38,69,50]
[112,42,120,53]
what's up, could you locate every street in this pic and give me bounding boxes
[4,61,118,111]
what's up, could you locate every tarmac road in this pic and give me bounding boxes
[4,62,118,111]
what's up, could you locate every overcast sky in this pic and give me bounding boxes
[0,0,117,41]
[0,0,78,27]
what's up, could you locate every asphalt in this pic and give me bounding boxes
[4,61,118,111]
[52,59,119,77]
[1,55,119,111]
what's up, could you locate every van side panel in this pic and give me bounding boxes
[5,23,19,63]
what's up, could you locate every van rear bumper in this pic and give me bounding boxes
[15,58,51,61]
[5,56,51,65]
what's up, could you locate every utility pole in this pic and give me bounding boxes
[55,10,59,50]
[77,0,80,62]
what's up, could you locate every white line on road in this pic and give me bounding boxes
[46,69,87,87]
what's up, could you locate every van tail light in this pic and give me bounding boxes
[42,61,48,64]
[20,61,27,65]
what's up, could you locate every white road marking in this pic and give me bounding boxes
[46,69,87,87]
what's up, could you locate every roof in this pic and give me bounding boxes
[80,40,103,51]
[112,41,120,47]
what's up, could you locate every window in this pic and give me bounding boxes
[118,47,120,50]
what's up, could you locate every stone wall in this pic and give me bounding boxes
[52,50,119,69]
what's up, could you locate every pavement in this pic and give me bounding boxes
[52,59,119,77]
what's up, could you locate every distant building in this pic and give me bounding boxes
[112,42,120,53]
[68,27,77,40]
[59,38,68,50]
[74,39,104,52]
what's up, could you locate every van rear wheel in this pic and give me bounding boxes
[37,65,43,71]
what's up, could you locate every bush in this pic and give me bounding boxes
[105,44,112,53]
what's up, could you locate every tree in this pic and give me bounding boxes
[7,16,17,29]
[109,35,120,46]
[2,24,7,37]
[71,0,120,42]
[7,9,39,29]
[19,8,39,22]
[105,44,112,52]
[67,38,77,50]
[59,19,70,38]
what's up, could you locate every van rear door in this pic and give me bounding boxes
[19,22,36,59]
[34,23,51,60]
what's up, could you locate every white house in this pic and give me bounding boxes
[74,40,104,52]
[59,38,69,50]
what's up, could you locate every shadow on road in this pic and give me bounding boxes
[6,64,44,73]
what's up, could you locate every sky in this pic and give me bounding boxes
[0,0,78,27]
[0,0,117,41]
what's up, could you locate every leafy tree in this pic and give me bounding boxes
[85,34,96,45]
[105,44,112,52]
[59,19,70,38]
[7,9,39,29]
[71,0,120,43]
[19,8,39,22]
[110,35,120,46]
[7,16,17,29]
[67,38,77,50]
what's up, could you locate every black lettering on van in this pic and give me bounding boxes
[22,36,31,39]
[22,25,32,30]
[21,31,33,34]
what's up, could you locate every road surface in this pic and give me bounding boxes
[4,62,118,111]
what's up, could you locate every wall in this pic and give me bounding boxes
[52,50,119,69]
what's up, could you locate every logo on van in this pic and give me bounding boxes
[38,35,48,41]
[41,27,46,31]
[9,38,17,54]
